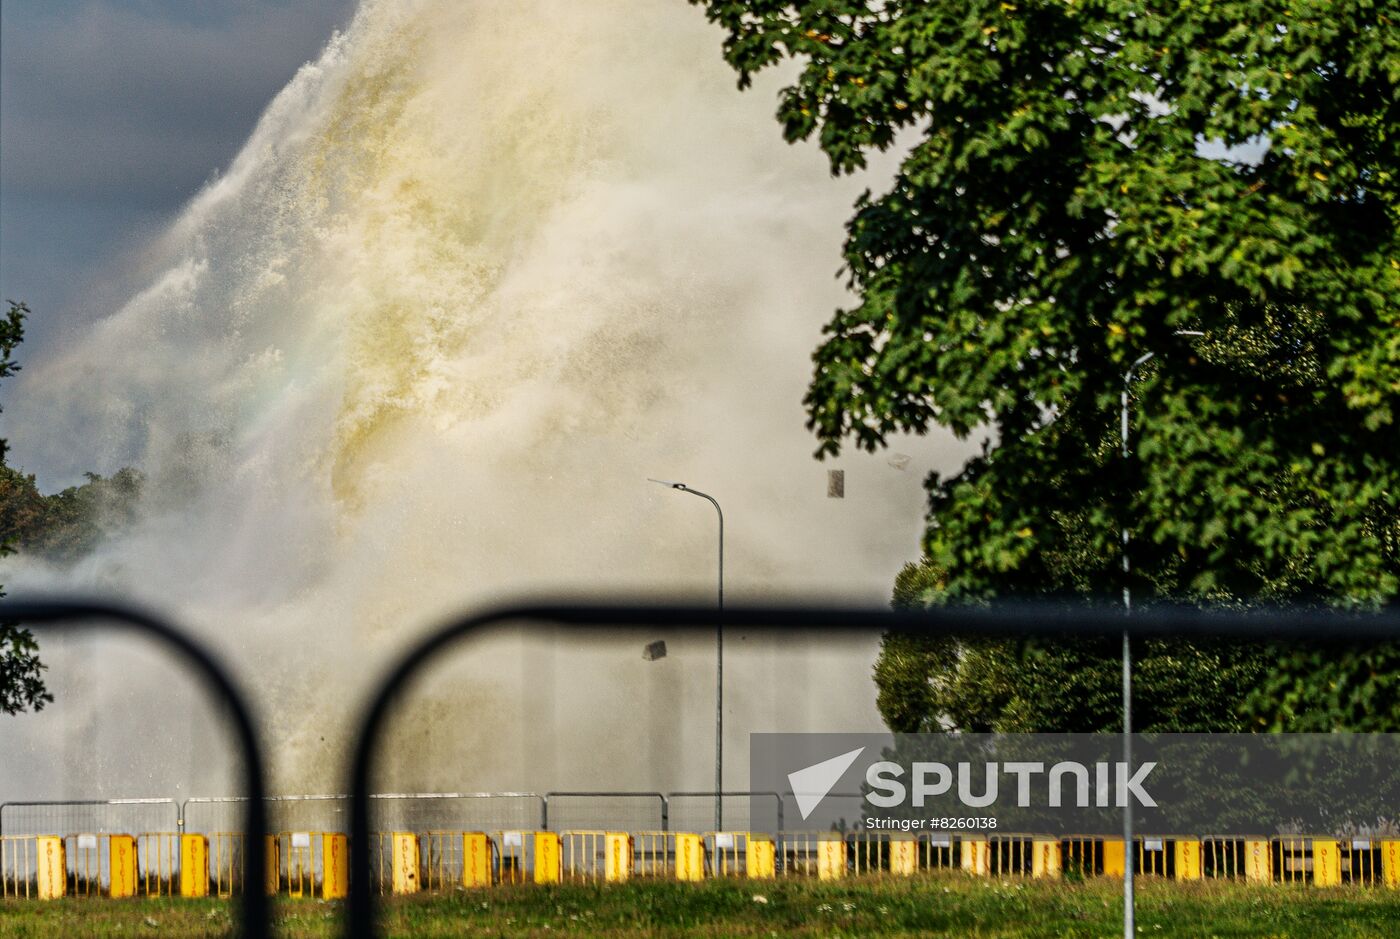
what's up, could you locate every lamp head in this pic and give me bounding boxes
[647,478,687,490]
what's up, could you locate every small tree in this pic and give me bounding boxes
[0,300,51,715]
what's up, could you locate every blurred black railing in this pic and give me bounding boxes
[6,597,1398,939]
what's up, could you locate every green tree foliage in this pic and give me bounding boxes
[878,559,1271,732]
[692,1,1400,730]
[0,467,144,564]
[0,301,51,715]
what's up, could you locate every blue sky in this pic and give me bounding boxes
[0,0,356,356]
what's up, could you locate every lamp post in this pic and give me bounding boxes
[649,478,724,831]
[1118,330,1202,938]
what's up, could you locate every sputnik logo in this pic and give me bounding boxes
[787,747,865,820]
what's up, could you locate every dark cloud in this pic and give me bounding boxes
[0,0,357,350]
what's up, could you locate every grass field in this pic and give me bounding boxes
[4,875,1400,938]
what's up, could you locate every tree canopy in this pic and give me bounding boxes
[692,1,1400,730]
[0,300,51,716]
[0,466,144,565]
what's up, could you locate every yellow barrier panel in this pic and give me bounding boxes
[322,834,349,900]
[1136,839,1168,877]
[109,836,137,899]
[495,832,527,884]
[463,832,492,887]
[559,831,608,883]
[68,834,104,897]
[265,835,281,895]
[747,838,775,879]
[1381,840,1400,889]
[709,833,746,877]
[1174,840,1202,881]
[1102,839,1125,878]
[415,831,467,891]
[180,835,209,898]
[1244,840,1271,884]
[138,834,178,897]
[284,833,315,898]
[961,838,989,876]
[605,833,631,883]
[889,839,918,876]
[988,837,1033,876]
[1060,838,1097,878]
[36,836,65,900]
[816,837,844,880]
[921,836,958,872]
[674,833,704,882]
[847,832,884,876]
[392,833,420,895]
[210,834,241,898]
[1032,840,1061,879]
[534,832,561,885]
[1382,840,1400,889]
[630,832,671,878]
[1347,839,1381,886]
[1276,837,1307,883]
[2,837,36,898]
[1313,839,1341,887]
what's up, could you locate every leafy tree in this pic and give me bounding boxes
[878,559,1271,733]
[691,1,1399,729]
[0,301,51,715]
[0,466,144,564]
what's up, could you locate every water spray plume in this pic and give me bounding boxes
[2,0,961,799]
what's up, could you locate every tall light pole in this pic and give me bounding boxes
[1118,330,1201,938]
[649,478,724,831]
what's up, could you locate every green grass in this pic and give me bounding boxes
[3,874,1400,938]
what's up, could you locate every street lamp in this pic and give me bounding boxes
[648,478,724,832]
[1118,329,1202,938]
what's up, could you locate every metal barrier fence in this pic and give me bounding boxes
[183,796,349,838]
[210,832,245,897]
[545,793,665,833]
[920,833,960,873]
[1,836,36,898]
[1345,838,1385,886]
[668,792,783,834]
[705,832,752,877]
[418,831,494,890]
[375,793,545,833]
[988,835,1034,876]
[560,830,614,881]
[137,833,179,896]
[490,831,561,885]
[6,826,1400,898]
[1063,835,1104,877]
[0,799,178,839]
[631,831,677,878]
[777,832,845,878]
[181,793,546,837]
[782,792,865,836]
[65,833,113,897]
[9,598,1400,939]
